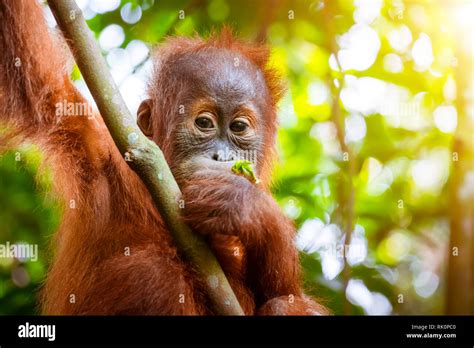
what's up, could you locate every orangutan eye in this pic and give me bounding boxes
[230,120,249,133]
[195,115,215,129]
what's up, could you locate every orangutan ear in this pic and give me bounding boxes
[137,99,153,137]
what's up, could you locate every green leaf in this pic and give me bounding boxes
[231,160,260,184]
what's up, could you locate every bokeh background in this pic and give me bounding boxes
[0,0,473,315]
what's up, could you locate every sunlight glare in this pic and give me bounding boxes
[433,105,457,133]
[337,24,381,71]
[99,24,125,51]
[412,33,434,71]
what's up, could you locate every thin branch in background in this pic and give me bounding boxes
[321,0,357,315]
[254,0,282,43]
[446,37,474,314]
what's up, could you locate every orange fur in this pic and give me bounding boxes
[0,0,327,315]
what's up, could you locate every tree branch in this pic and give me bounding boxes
[48,0,244,316]
[321,0,356,315]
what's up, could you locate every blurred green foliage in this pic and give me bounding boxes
[0,147,60,314]
[1,0,472,315]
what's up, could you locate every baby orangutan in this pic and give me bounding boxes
[0,0,328,315]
